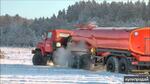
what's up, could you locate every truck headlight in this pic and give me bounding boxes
[134,31,138,36]
[90,48,96,55]
[56,42,61,47]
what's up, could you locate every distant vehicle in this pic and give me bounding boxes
[32,26,150,74]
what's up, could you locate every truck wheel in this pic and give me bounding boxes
[32,51,44,65]
[79,54,94,70]
[42,54,54,66]
[119,58,130,74]
[106,57,119,72]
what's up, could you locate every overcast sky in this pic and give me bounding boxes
[1,0,149,19]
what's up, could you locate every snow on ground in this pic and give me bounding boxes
[0,47,140,84]
[0,64,126,84]
[0,47,33,65]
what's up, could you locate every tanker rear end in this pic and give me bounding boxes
[128,27,150,71]
[95,27,150,73]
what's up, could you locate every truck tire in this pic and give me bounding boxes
[119,58,130,74]
[32,51,44,65]
[78,54,94,70]
[106,57,119,72]
[43,54,54,66]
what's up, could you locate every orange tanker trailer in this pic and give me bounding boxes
[69,26,150,73]
[32,25,150,74]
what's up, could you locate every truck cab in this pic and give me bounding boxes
[32,29,72,65]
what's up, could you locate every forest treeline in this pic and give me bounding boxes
[0,0,150,46]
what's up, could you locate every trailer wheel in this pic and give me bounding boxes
[79,54,94,70]
[119,58,130,74]
[106,57,119,72]
[32,51,44,65]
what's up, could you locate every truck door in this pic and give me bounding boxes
[45,32,53,52]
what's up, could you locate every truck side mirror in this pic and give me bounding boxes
[42,35,45,40]
[42,33,47,40]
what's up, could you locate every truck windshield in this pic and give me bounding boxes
[47,32,52,38]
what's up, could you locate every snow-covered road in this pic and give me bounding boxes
[1,64,125,84]
[0,47,130,83]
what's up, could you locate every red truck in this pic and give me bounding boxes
[32,29,73,65]
[32,26,150,74]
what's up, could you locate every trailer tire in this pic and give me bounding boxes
[79,54,94,70]
[106,57,119,72]
[32,51,44,65]
[119,58,130,74]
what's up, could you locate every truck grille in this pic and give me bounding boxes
[145,38,150,55]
